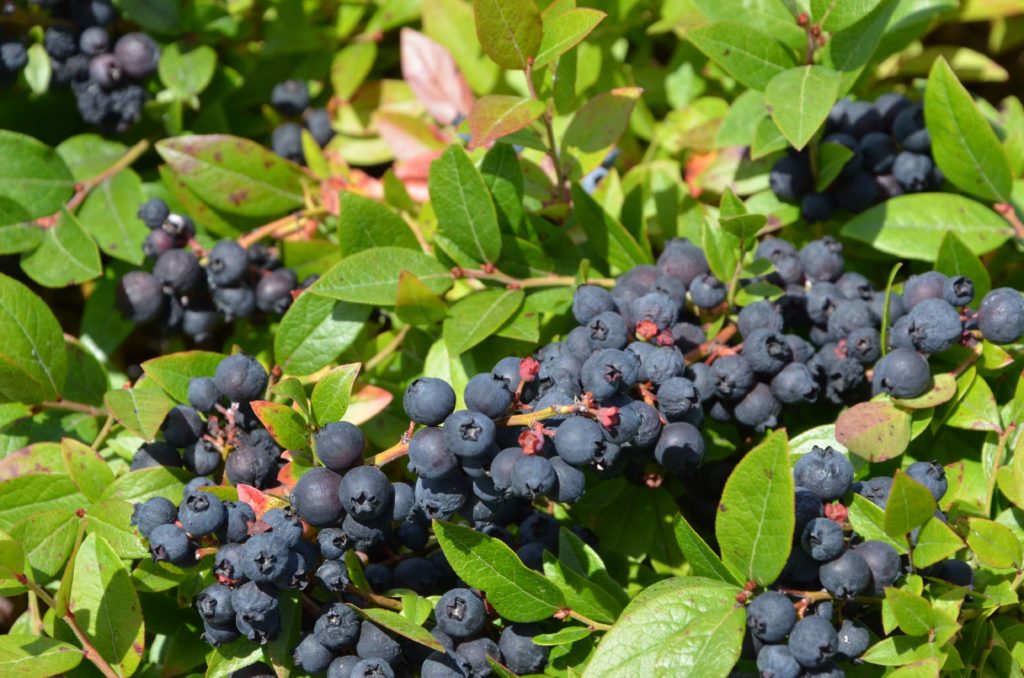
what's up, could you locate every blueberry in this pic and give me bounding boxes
[872,348,931,399]
[573,284,617,324]
[271,79,310,116]
[840,100,883,137]
[554,416,616,468]
[785,334,816,363]
[114,32,160,79]
[183,303,218,340]
[44,26,77,60]
[287,467,342,526]
[131,442,181,470]
[771,363,820,403]
[404,377,457,425]
[392,556,441,594]
[820,549,871,599]
[207,240,249,288]
[416,474,469,520]
[943,275,975,307]
[859,131,897,174]
[435,588,487,639]
[733,383,782,433]
[586,311,630,350]
[314,602,361,651]
[187,377,221,413]
[631,292,680,331]
[510,455,556,500]
[162,405,204,448]
[442,410,496,459]
[255,269,297,314]
[738,300,784,337]
[240,533,290,583]
[391,482,415,522]
[743,329,793,377]
[339,465,393,520]
[71,0,117,27]
[88,53,122,89]
[117,271,165,323]
[801,518,845,561]
[906,297,962,354]
[836,619,870,659]
[794,487,824,538]
[317,528,351,560]
[315,557,350,591]
[746,591,796,642]
[657,376,701,420]
[800,192,835,222]
[770,155,812,203]
[905,460,947,501]
[788,615,837,669]
[356,621,402,664]
[856,476,894,508]
[232,582,281,644]
[218,501,256,544]
[846,326,881,364]
[131,496,177,538]
[179,490,226,536]
[793,446,853,501]
[310,421,365,473]
[654,422,705,473]
[271,122,304,163]
[202,620,240,647]
[757,644,801,678]
[549,456,585,503]
[800,237,844,282]
[293,634,334,674]
[0,41,28,75]
[853,540,902,593]
[903,272,947,309]
[215,354,269,403]
[499,624,550,674]
[225,445,275,488]
[977,288,1024,344]
[711,354,755,401]
[214,286,257,320]
[893,103,925,144]
[148,523,194,565]
[305,107,335,147]
[197,583,235,625]
[824,132,862,176]
[928,558,975,588]
[491,356,524,391]
[805,281,841,325]
[364,563,393,593]
[629,400,663,449]
[408,427,458,479]
[688,273,727,308]
[779,546,821,589]
[457,637,503,678]
[827,299,873,341]
[657,238,710,287]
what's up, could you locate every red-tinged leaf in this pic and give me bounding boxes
[236,484,288,519]
[395,151,440,203]
[400,28,474,125]
[835,400,912,462]
[249,400,311,452]
[467,95,546,150]
[343,385,394,425]
[266,462,301,498]
[374,110,449,161]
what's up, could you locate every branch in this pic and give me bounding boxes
[365,325,411,372]
[994,202,1024,240]
[452,266,614,290]
[38,399,107,417]
[344,584,403,611]
[238,208,327,248]
[65,140,150,213]
[555,608,612,631]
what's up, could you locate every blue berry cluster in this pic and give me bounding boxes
[116,200,307,342]
[771,95,942,220]
[268,79,335,165]
[742,446,970,677]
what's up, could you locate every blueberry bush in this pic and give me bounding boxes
[1,1,1023,677]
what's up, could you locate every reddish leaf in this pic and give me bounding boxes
[400,28,474,125]
[375,110,449,161]
[395,151,440,202]
[468,95,546,150]
[343,385,394,425]
[235,484,287,519]
[835,401,912,462]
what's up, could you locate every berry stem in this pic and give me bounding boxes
[37,399,107,417]
[452,266,615,290]
[371,442,410,466]
[65,139,151,214]
[995,202,1024,240]
[684,322,738,363]
[365,325,412,372]
[563,608,612,631]
[238,208,328,248]
[501,403,582,427]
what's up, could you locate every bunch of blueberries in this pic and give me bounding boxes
[6,0,158,131]
[770,94,942,221]
[269,79,335,165]
[742,445,969,678]
[116,198,304,342]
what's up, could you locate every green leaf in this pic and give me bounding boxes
[104,387,174,441]
[99,466,190,504]
[966,518,1021,569]
[467,96,546,150]
[716,430,793,586]
[702,219,740,282]
[847,494,909,553]
[251,400,310,451]
[61,437,114,503]
[23,43,51,94]
[750,115,790,159]
[563,87,642,175]
[534,7,605,68]
[275,293,369,376]
[815,140,856,192]
[883,470,938,538]
[311,364,360,427]
[571,184,650,273]
[543,553,623,624]
[534,626,592,646]
[85,499,149,559]
[821,0,899,95]
[56,135,128,181]
[338,192,419,257]
[273,375,310,419]
[20,211,102,288]
[0,273,68,404]
[481,143,524,230]
[884,586,958,641]
[313,247,453,306]
[812,0,885,31]
[434,520,565,622]
[358,607,446,651]
[428,145,502,264]
[0,130,74,218]
[156,135,305,217]
[835,400,913,462]
[443,289,524,354]
[9,509,78,582]
[159,44,217,97]
[764,66,841,150]
[473,0,543,70]
[395,270,448,326]
[673,513,742,586]
[583,577,741,678]
[686,21,798,91]
[332,42,377,101]
[557,529,630,610]
[0,635,83,677]
[141,350,225,404]
[841,193,1012,262]
[911,517,964,569]
[76,169,148,265]
[654,603,746,676]
[0,474,85,532]
[862,634,948,667]
[204,639,264,678]
[70,533,145,675]
[925,57,1012,202]
[946,374,1000,432]
[0,200,41,255]
[893,373,956,410]
[116,0,182,32]
[934,231,992,304]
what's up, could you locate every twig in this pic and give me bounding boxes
[452,266,614,290]
[995,203,1024,240]
[556,608,612,631]
[65,140,150,213]
[38,400,107,417]
[91,415,114,451]
[365,325,411,372]
[684,323,738,364]
[524,59,569,205]
[15,575,120,678]
[238,208,327,248]
[371,442,410,466]
[344,584,403,611]
[500,404,581,427]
